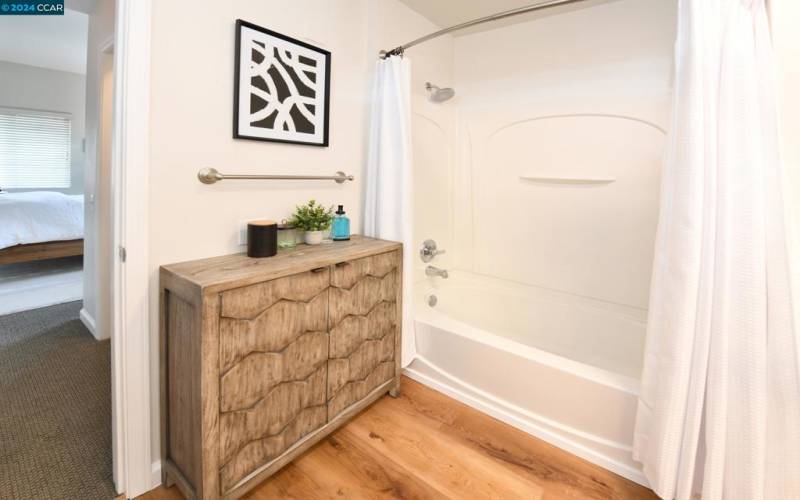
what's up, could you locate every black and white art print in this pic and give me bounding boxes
[234,20,331,146]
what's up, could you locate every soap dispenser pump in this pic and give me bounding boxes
[332,205,350,241]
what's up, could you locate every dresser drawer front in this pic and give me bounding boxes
[217,269,331,493]
[218,267,330,395]
[220,267,330,319]
[328,251,400,418]
[219,291,329,375]
[218,365,327,493]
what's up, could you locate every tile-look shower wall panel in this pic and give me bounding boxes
[453,0,676,310]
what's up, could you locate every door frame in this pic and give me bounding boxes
[111,0,154,497]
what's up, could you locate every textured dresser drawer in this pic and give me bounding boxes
[217,268,330,493]
[328,251,400,418]
[218,268,330,405]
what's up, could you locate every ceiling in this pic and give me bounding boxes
[0,8,89,74]
[397,0,616,36]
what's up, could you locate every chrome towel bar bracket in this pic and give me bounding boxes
[197,167,354,185]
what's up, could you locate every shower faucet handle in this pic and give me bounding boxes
[420,239,446,263]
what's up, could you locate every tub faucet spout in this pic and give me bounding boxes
[426,265,449,279]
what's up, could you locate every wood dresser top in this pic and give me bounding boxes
[161,235,401,293]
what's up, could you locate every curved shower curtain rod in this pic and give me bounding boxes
[379,0,590,59]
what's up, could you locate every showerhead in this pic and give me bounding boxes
[425,82,455,103]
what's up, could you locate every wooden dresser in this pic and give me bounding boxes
[159,236,402,500]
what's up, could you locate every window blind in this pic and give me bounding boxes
[0,108,72,189]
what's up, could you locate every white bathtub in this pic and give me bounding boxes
[405,270,649,485]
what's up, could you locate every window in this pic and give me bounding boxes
[0,107,72,189]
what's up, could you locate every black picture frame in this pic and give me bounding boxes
[233,19,331,147]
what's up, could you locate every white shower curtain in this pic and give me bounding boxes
[634,1,800,499]
[364,56,415,366]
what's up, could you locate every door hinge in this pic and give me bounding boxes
[119,246,127,263]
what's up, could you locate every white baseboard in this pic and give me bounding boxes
[119,460,161,499]
[151,460,162,489]
[79,308,99,339]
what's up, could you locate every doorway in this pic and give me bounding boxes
[0,4,116,498]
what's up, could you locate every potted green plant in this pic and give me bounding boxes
[288,199,334,245]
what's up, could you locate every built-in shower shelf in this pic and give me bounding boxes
[519,174,616,185]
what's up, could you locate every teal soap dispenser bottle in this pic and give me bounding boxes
[332,205,350,241]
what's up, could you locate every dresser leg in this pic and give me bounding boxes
[389,378,401,398]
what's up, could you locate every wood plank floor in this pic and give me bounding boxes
[140,377,657,499]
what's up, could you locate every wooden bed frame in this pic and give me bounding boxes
[0,239,84,266]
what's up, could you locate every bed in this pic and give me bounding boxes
[0,191,84,265]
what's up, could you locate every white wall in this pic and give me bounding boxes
[81,0,114,338]
[148,0,369,274]
[450,0,676,310]
[0,61,86,194]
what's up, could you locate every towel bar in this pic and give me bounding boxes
[197,167,354,185]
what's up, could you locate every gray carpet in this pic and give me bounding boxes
[0,301,116,500]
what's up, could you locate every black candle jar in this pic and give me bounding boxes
[247,220,278,258]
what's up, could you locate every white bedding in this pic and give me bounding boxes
[0,192,84,250]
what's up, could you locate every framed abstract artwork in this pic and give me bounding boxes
[234,20,331,146]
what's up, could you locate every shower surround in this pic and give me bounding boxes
[402,0,677,485]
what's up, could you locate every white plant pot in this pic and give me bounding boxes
[304,230,324,245]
